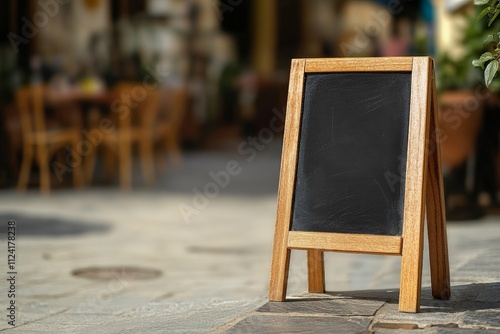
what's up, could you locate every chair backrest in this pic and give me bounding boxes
[156,86,188,134]
[138,88,161,129]
[167,87,188,132]
[112,82,161,131]
[16,85,46,141]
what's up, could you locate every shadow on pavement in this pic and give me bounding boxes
[0,213,111,237]
[326,282,500,312]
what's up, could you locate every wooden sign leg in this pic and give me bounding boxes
[398,57,432,313]
[425,73,451,300]
[269,59,306,302]
[399,216,425,313]
[269,246,291,301]
[307,250,325,293]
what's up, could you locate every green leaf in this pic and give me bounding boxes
[475,0,490,4]
[477,7,491,22]
[473,52,495,68]
[482,51,494,59]
[483,35,495,46]
[485,59,499,87]
[478,7,493,21]
[484,34,496,45]
[489,9,500,25]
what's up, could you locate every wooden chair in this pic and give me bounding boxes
[17,85,84,194]
[88,83,161,190]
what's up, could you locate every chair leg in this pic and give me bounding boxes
[37,145,50,195]
[85,154,97,184]
[139,137,155,186]
[85,111,102,183]
[17,144,33,191]
[72,138,85,189]
[155,149,167,175]
[103,146,117,181]
[166,135,182,167]
[84,140,98,184]
[118,139,132,191]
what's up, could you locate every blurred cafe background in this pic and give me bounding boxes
[0,0,499,220]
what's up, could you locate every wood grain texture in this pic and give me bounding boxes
[288,232,402,255]
[307,250,325,293]
[399,57,432,313]
[426,68,451,300]
[269,59,306,301]
[305,57,413,73]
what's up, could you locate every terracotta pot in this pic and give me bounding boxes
[437,90,484,170]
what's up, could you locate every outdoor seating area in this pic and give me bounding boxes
[6,80,187,193]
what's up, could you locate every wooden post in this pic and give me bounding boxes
[269,59,305,301]
[398,57,432,313]
[425,69,451,300]
[307,250,325,293]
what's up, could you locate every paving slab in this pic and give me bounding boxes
[257,298,385,316]
[225,315,372,334]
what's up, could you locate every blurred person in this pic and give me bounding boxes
[380,19,412,56]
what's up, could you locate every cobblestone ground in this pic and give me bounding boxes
[0,140,498,333]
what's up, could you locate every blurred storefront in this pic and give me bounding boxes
[0,0,498,215]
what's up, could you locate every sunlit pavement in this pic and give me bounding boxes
[0,139,499,333]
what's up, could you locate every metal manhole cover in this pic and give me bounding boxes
[72,266,161,281]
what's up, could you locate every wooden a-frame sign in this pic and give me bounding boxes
[268,57,450,313]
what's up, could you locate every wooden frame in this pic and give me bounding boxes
[268,57,450,313]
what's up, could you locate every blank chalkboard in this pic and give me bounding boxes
[269,57,450,313]
[291,72,411,236]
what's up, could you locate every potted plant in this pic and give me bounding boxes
[436,6,500,167]
[436,6,500,219]
[437,53,484,171]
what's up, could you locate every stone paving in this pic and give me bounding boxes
[0,139,498,333]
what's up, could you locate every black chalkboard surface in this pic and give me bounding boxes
[291,72,411,236]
